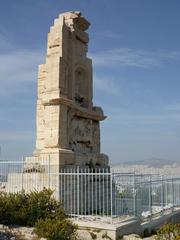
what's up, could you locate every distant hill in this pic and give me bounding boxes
[117,158,180,168]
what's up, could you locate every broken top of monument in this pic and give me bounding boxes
[34,11,109,168]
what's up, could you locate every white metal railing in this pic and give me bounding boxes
[0,159,180,223]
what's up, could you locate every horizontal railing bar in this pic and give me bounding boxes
[136,178,180,184]
[49,172,111,176]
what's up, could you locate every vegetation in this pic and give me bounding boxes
[34,218,77,240]
[0,188,77,240]
[102,231,112,239]
[89,231,97,239]
[155,223,180,240]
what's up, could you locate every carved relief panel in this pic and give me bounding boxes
[68,115,101,154]
[69,116,92,153]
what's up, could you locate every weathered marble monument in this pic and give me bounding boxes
[33,11,108,169]
[5,11,110,205]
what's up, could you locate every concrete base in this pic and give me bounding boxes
[141,208,180,236]
[73,208,180,240]
[74,217,140,240]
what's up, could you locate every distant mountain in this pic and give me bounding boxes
[118,158,180,168]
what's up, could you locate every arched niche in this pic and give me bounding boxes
[75,67,89,108]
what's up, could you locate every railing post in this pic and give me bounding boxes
[165,179,168,208]
[48,154,50,189]
[21,156,24,191]
[110,170,113,224]
[161,176,164,215]
[133,173,136,216]
[149,175,152,218]
[172,177,174,212]
[179,179,180,206]
[77,166,80,219]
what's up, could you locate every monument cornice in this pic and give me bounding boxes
[42,97,106,121]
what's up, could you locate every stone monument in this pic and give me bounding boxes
[33,11,109,169]
[5,11,110,207]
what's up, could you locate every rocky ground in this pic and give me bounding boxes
[77,231,155,240]
[0,225,39,240]
[0,224,155,240]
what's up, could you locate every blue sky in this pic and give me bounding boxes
[0,0,180,163]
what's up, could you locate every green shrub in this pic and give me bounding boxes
[0,188,67,226]
[0,189,77,239]
[89,231,97,239]
[155,223,180,240]
[143,228,150,237]
[102,231,112,239]
[0,190,27,225]
[24,188,67,226]
[34,218,77,240]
